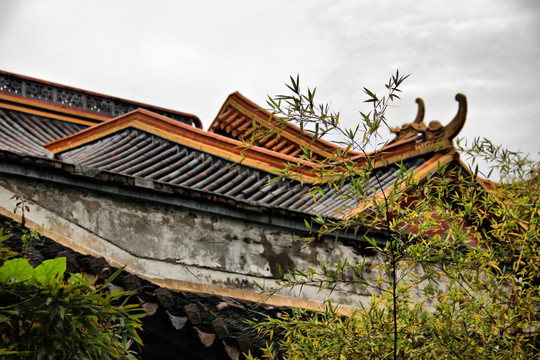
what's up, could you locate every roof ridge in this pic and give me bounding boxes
[0,69,202,128]
[45,108,323,181]
[208,91,357,160]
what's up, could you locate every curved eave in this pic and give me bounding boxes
[0,69,202,128]
[0,92,105,126]
[45,108,322,181]
[345,151,459,217]
[370,93,467,164]
[389,93,468,145]
[0,148,388,246]
[209,91,358,159]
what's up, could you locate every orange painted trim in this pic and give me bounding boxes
[45,108,322,180]
[0,69,203,128]
[0,100,98,126]
[344,136,454,172]
[209,92,461,174]
[45,118,133,153]
[210,92,359,158]
[344,152,456,217]
[0,92,108,123]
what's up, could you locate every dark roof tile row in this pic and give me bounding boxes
[209,92,355,162]
[211,104,313,159]
[0,70,202,128]
[58,127,427,217]
[0,108,87,157]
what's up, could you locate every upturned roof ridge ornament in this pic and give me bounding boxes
[389,93,467,143]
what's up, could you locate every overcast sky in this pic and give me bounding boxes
[1,0,539,174]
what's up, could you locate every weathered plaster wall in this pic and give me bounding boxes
[0,175,379,308]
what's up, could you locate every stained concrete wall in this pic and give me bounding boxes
[0,174,380,308]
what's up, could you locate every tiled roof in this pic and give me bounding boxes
[45,108,324,182]
[0,94,457,220]
[209,92,357,161]
[0,72,472,359]
[0,71,469,219]
[0,107,87,157]
[56,126,429,217]
[0,70,202,128]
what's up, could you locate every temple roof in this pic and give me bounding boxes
[209,91,356,161]
[0,107,87,157]
[0,71,472,358]
[0,70,469,220]
[0,70,202,128]
[54,125,429,217]
[44,108,322,181]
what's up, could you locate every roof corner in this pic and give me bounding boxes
[389,93,468,145]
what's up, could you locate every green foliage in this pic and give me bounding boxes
[7,195,48,253]
[0,228,15,262]
[11,194,29,226]
[0,243,145,359]
[247,73,539,359]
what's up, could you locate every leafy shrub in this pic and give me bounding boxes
[0,255,145,359]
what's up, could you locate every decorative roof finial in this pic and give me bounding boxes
[412,97,425,125]
[389,97,426,143]
[389,94,467,144]
[442,93,467,141]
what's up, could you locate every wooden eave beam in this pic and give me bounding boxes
[210,92,357,159]
[45,109,322,181]
[0,69,203,128]
[0,92,106,126]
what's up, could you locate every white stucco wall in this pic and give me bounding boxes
[0,175,380,310]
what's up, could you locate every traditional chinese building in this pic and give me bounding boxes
[0,70,471,359]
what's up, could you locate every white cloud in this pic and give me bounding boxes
[0,0,538,167]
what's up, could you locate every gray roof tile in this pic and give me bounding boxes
[57,127,427,217]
